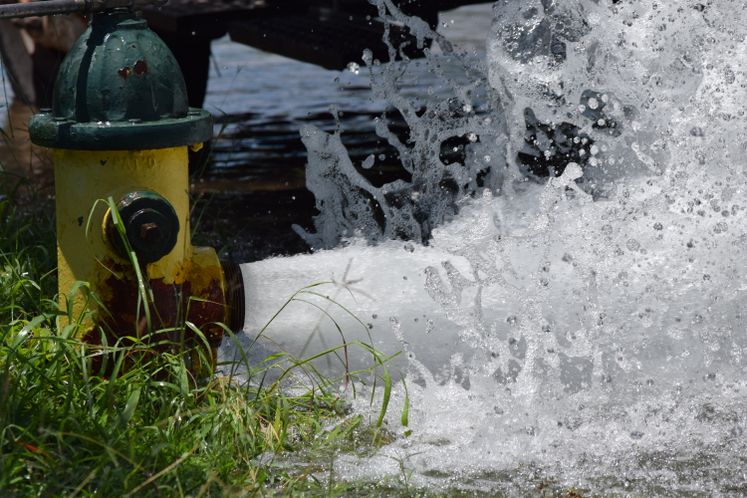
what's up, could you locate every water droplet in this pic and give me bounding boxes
[626,239,641,251]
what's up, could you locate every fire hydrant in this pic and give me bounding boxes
[29,8,244,373]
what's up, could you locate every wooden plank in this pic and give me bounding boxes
[139,0,491,39]
[141,0,264,39]
[227,11,429,70]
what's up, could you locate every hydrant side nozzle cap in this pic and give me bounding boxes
[106,190,180,264]
[29,9,212,150]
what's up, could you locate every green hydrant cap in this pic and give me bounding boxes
[29,9,212,150]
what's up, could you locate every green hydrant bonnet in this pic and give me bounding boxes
[29,9,212,150]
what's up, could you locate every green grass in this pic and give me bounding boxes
[0,325,361,496]
[0,177,400,497]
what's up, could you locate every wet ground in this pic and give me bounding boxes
[0,5,493,262]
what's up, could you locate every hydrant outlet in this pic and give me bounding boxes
[222,262,246,333]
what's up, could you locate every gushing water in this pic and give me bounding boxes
[228,1,747,493]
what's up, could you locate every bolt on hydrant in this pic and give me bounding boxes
[28,7,244,374]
